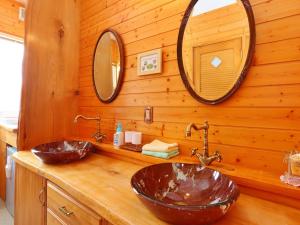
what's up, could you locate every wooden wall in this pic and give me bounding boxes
[18,0,80,150]
[78,0,300,175]
[0,0,24,38]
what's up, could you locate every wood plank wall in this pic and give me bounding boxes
[0,0,24,38]
[18,0,80,150]
[78,0,300,174]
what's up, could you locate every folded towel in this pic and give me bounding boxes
[142,149,179,159]
[142,139,178,152]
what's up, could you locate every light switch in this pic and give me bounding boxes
[19,7,25,21]
[144,106,153,124]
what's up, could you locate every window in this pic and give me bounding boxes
[0,36,24,116]
[112,63,120,89]
[192,0,237,17]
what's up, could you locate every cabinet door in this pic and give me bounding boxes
[0,140,6,201]
[15,164,46,225]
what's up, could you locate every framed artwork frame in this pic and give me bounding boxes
[137,49,162,76]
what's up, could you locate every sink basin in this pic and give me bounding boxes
[32,140,94,164]
[131,163,239,225]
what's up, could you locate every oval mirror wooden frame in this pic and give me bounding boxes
[177,0,256,105]
[92,29,125,104]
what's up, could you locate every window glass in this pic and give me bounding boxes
[0,36,24,116]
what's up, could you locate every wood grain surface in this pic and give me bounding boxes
[78,0,300,175]
[13,151,300,225]
[0,0,24,38]
[18,0,80,150]
[14,163,46,225]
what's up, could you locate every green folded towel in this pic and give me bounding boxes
[142,149,179,159]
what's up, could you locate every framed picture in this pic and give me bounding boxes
[137,49,162,76]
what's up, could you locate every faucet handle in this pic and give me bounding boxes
[99,134,107,141]
[215,151,222,162]
[96,136,105,142]
[91,132,106,142]
[191,148,198,156]
[91,132,97,138]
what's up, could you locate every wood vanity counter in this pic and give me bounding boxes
[0,121,17,147]
[13,150,300,225]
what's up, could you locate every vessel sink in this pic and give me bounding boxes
[131,163,239,225]
[32,140,94,164]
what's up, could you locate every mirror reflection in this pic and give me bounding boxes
[93,30,124,103]
[179,0,254,104]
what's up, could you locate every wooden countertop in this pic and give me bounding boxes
[13,151,300,225]
[0,119,17,147]
[0,122,18,133]
[0,117,18,133]
[93,143,300,208]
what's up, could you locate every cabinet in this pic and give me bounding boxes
[15,164,113,225]
[47,210,65,225]
[47,182,100,225]
[0,140,6,201]
[0,125,18,201]
[15,164,46,225]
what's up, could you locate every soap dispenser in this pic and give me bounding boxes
[113,122,124,147]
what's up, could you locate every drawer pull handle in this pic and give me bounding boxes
[59,206,74,217]
[38,189,45,206]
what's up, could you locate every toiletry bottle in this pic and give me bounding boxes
[113,122,124,147]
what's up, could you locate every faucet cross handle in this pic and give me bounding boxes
[191,148,199,156]
[214,151,222,162]
[92,132,106,143]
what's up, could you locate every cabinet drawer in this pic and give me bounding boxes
[47,209,64,225]
[47,182,100,225]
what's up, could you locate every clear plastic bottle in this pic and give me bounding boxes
[113,122,124,147]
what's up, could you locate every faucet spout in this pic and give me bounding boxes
[74,115,100,123]
[74,115,105,143]
[186,121,221,166]
[185,122,209,137]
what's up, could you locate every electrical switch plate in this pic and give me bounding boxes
[144,106,153,124]
[19,7,25,21]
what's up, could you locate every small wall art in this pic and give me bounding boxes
[137,49,162,76]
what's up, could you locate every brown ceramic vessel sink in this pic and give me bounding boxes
[32,140,93,164]
[131,163,239,225]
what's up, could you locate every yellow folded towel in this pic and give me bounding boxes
[142,140,179,153]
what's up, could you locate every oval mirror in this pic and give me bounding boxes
[93,29,124,103]
[178,0,255,104]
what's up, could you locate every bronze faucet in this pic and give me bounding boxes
[185,121,222,166]
[74,115,106,142]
